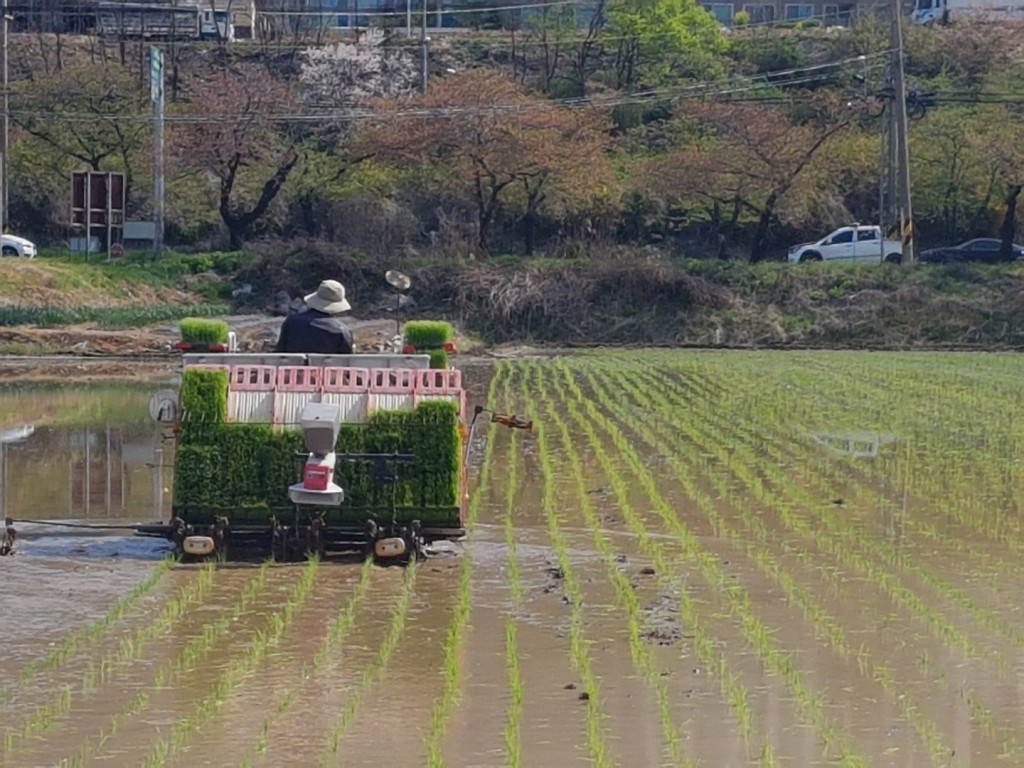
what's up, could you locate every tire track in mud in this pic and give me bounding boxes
[458,364,596,768]
[420,362,508,768]
[0,561,218,765]
[499,371,524,768]
[520,363,615,768]
[435,363,604,768]
[0,554,176,710]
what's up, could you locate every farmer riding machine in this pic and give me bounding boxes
[155,342,468,564]
[150,307,529,565]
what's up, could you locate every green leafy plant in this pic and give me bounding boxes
[403,321,454,349]
[405,320,454,367]
[428,349,449,369]
[179,317,229,346]
[173,375,463,529]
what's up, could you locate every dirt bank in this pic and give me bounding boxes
[0,316,404,358]
[235,254,1024,349]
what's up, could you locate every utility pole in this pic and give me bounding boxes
[150,45,165,259]
[879,61,895,263]
[2,9,10,234]
[420,0,428,93]
[890,0,914,264]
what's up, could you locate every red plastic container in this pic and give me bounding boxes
[303,464,330,491]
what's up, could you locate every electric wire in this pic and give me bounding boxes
[6,50,894,124]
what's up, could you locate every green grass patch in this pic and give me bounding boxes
[0,304,229,329]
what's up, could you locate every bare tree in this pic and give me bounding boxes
[173,69,301,248]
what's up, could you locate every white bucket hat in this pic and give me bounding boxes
[305,279,352,314]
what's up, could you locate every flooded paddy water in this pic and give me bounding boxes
[2,351,1024,767]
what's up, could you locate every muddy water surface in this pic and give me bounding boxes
[4,357,1024,767]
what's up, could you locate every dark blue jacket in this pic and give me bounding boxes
[275,309,353,354]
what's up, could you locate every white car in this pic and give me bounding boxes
[788,225,902,265]
[1,234,37,258]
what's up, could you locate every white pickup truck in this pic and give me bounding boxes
[787,225,903,265]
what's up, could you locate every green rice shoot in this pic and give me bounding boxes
[405,321,453,349]
[179,318,229,345]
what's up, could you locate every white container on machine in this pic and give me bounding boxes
[288,402,345,506]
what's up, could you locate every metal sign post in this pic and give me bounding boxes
[151,46,165,259]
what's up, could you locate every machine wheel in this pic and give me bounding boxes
[271,524,290,563]
[213,516,230,562]
[799,251,823,263]
[1,246,16,257]
[884,253,902,264]
[2,517,16,556]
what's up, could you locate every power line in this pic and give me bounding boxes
[6,50,892,124]
[272,0,583,16]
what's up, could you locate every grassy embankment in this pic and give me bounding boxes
[4,250,1024,351]
[0,253,232,353]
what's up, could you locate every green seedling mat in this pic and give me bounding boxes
[172,369,462,527]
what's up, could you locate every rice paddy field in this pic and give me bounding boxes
[4,350,1024,767]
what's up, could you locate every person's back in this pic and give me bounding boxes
[275,279,354,355]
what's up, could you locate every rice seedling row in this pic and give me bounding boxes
[638,360,1024,669]
[1,555,177,709]
[787,357,1024,560]
[755,354,1024,556]
[647,355,1021,597]
[586,362,953,763]
[499,365,524,768]
[140,558,321,768]
[543,365,777,763]
[238,557,376,768]
[537,363,772,762]
[819,360,1024,556]
[317,562,417,767]
[424,363,508,767]
[532,364,694,767]
[550,361,868,767]
[1,562,218,760]
[615,357,1024,759]
[576,360,898,759]
[524,363,613,768]
[56,560,275,768]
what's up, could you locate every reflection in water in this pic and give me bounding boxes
[810,430,897,458]
[0,385,174,522]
